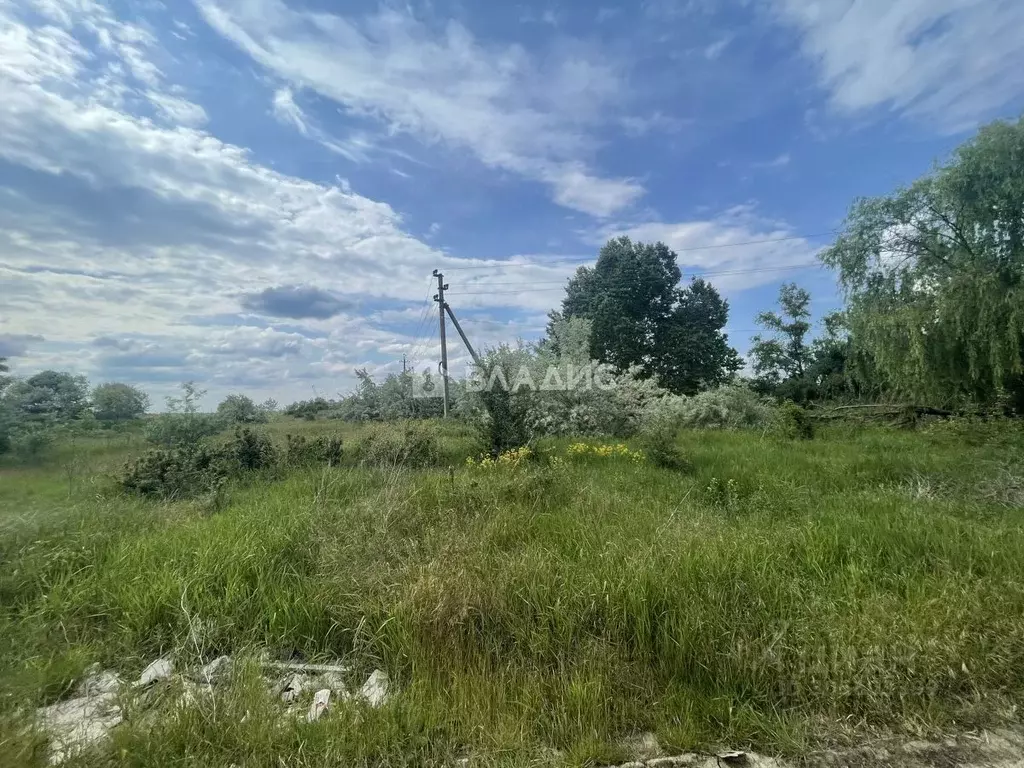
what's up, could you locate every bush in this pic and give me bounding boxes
[224,427,278,471]
[776,401,815,439]
[119,445,228,500]
[354,422,440,468]
[216,394,268,425]
[285,434,343,467]
[644,384,776,432]
[636,426,691,471]
[145,412,223,448]
[5,426,56,463]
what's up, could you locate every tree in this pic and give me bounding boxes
[216,393,267,424]
[4,370,90,422]
[92,382,150,421]
[656,278,742,394]
[555,237,741,394]
[146,381,222,448]
[822,115,1024,409]
[0,357,10,394]
[749,283,814,398]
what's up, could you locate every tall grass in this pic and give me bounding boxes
[1,420,1024,766]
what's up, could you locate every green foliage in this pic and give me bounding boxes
[5,424,57,462]
[283,397,333,420]
[145,382,223,448]
[119,445,228,500]
[644,384,776,431]
[284,433,343,467]
[555,237,741,394]
[332,369,446,422]
[224,427,278,472]
[823,115,1024,407]
[91,382,150,422]
[216,394,268,425]
[750,283,814,396]
[775,401,815,440]
[3,370,89,423]
[353,422,440,467]
[636,421,691,471]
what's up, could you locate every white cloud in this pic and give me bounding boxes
[773,0,1024,132]
[596,206,825,292]
[753,152,791,170]
[271,86,307,134]
[194,0,643,216]
[147,91,209,126]
[704,36,732,60]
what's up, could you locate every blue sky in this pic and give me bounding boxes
[2,0,1023,407]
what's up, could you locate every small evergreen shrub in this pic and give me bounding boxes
[285,434,344,467]
[224,427,278,471]
[119,445,228,500]
[776,401,815,439]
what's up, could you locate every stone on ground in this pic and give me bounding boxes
[136,657,173,687]
[359,669,389,707]
[307,689,331,722]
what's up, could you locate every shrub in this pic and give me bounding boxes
[775,401,815,439]
[224,427,278,471]
[285,434,343,467]
[636,427,690,471]
[146,382,223,448]
[354,422,439,468]
[6,426,56,463]
[643,384,776,432]
[216,394,267,425]
[119,445,228,500]
[145,412,223,448]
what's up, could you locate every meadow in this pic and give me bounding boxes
[1,417,1024,766]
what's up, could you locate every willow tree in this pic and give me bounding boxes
[822,116,1024,409]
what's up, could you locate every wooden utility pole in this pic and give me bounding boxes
[432,269,450,417]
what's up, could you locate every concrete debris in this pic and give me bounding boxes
[75,665,121,697]
[719,751,747,765]
[37,690,122,765]
[359,669,389,707]
[137,657,173,687]
[279,673,306,704]
[198,655,232,685]
[307,689,331,722]
[317,670,350,696]
[264,661,350,675]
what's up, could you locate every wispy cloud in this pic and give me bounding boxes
[772,0,1024,132]
[194,0,644,216]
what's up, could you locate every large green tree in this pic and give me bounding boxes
[553,237,740,394]
[823,116,1024,408]
[4,370,89,422]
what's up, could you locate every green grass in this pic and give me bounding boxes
[2,419,1024,766]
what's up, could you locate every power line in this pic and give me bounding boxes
[447,261,827,296]
[439,231,838,272]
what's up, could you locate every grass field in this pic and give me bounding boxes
[2,418,1024,766]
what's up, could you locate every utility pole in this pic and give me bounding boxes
[432,269,450,417]
[444,304,481,366]
[402,353,407,373]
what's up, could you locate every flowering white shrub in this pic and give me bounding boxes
[642,384,776,432]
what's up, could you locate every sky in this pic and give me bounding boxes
[2,0,1023,408]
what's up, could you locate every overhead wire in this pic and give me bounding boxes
[446,262,828,296]
[438,231,839,272]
